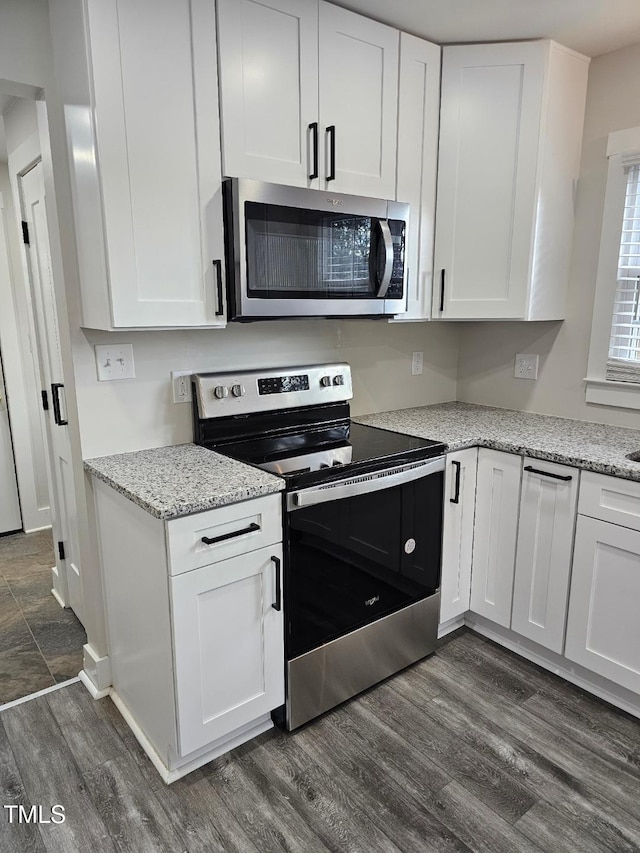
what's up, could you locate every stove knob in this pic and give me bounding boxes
[320,375,332,387]
[231,384,245,398]
[333,374,344,386]
[213,385,228,399]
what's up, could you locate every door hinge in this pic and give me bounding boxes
[58,541,65,561]
[21,221,30,245]
[41,389,49,411]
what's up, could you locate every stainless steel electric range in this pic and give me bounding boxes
[193,364,446,730]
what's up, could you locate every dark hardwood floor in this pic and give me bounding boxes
[1,628,639,852]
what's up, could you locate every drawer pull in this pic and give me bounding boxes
[271,555,282,611]
[524,465,572,482]
[450,460,461,504]
[201,522,260,546]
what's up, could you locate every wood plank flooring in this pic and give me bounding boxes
[1,628,639,852]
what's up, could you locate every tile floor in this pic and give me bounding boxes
[0,530,86,705]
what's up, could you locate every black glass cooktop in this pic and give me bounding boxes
[216,420,446,489]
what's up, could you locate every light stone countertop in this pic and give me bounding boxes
[84,444,284,520]
[356,401,640,481]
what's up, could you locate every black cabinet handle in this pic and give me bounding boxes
[450,460,461,504]
[201,522,259,546]
[51,383,68,426]
[213,259,224,316]
[524,465,572,482]
[326,125,336,182]
[309,122,318,180]
[439,269,445,313]
[271,555,282,611]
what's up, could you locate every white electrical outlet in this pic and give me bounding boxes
[95,344,135,381]
[412,351,424,376]
[171,371,193,404]
[514,353,539,380]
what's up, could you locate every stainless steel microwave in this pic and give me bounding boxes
[223,179,409,321]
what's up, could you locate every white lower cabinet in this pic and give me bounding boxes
[172,545,284,756]
[565,514,640,695]
[510,459,579,652]
[440,449,477,624]
[470,449,522,627]
[93,479,284,781]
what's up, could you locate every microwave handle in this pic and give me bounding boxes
[375,219,394,298]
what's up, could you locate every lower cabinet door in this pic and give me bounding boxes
[440,448,477,624]
[470,449,522,627]
[565,516,640,694]
[171,544,284,756]
[510,459,579,652]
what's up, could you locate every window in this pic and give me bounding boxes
[585,126,640,409]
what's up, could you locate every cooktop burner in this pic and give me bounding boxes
[192,363,446,489]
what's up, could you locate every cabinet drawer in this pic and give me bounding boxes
[167,494,282,575]
[578,471,640,531]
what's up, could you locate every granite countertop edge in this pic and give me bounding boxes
[355,401,640,484]
[84,445,285,521]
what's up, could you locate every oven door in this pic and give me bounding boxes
[224,178,408,319]
[284,457,444,660]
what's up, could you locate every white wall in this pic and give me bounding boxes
[0,0,50,94]
[457,41,640,428]
[77,319,459,459]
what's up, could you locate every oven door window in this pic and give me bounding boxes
[245,202,384,299]
[286,472,442,659]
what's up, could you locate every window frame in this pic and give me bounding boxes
[585,126,640,409]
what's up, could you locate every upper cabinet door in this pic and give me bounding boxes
[84,0,225,328]
[395,33,440,321]
[217,0,319,187]
[434,42,546,320]
[318,3,399,197]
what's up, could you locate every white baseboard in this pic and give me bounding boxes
[79,669,110,700]
[110,690,273,785]
[50,585,66,609]
[81,644,111,696]
[438,615,465,638]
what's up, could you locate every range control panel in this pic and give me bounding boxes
[193,363,353,419]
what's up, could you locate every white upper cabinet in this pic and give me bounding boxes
[216,0,319,187]
[60,0,226,329]
[318,3,398,197]
[217,0,399,198]
[394,33,441,321]
[434,40,589,320]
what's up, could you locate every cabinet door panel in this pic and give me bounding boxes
[511,459,579,652]
[86,0,224,327]
[470,449,522,627]
[565,516,640,693]
[434,42,546,319]
[217,0,319,186]
[319,2,398,197]
[172,545,284,756]
[440,449,477,624]
[394,33,440,321]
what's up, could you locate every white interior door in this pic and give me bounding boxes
[20,162,84,624]
[0,353,21,534]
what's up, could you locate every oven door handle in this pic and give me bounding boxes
[287,456,444,511]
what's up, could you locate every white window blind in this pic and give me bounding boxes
[606,162,640,382]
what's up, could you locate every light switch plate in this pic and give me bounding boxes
[95,344,135,381]
[514,353,539,380]
[412,351,424,376]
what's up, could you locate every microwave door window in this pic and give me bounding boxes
[245,202,377,298]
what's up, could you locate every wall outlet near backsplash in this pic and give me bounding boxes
[514,354,539,380]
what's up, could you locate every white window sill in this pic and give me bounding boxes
[585,377,640,410]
